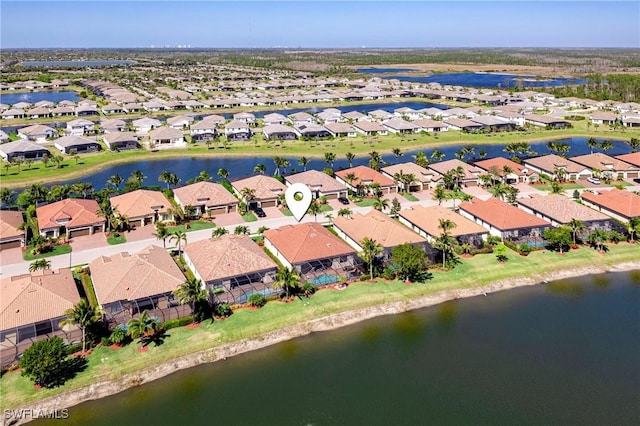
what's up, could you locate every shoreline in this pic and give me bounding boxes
[5,260,639,425]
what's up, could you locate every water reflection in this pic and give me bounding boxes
[435,300,457,335]
[545,280,586,298]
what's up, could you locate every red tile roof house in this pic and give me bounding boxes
[264,223,360,283]
[398,205,489,248]
[89,245,187,322]
[232,175,287,208]
[570,153,640,180]
[110,189,173,227]
[523,154,593,182]
[428,159,484,186]
[0,210,26,250]
[458,197,550,242]
[580,189,640,223]
[285,170,348,200]
[335,165,397,195]
[333,209,427,260]
[36,198,105,238]
[517,194,614,232]
[1,268,80,367]
[616,152,640,170]
[474,156,538,184]
[382,162,437,191]
[173,181,238,216]
[182,234,278,305]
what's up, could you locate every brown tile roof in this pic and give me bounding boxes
[523,154,590,174]
[570,153,638,172]
[334,209,425,248]
[285,170,347,193]
[264,222,355,264]
[335,165,395,187]
[381,162,434,183]
[89,245,185,305]
[353,121,387,132]
[474,157,527,176]
[0,210,24,240]
[183,234,277,282]
[231,175,287,200]
[149,126,183,140]
[581,189,640,219]
[173,182,238,208]
[459,197,549,230]
[36,198,104,231]
[517,194,610,224]
[615,152,640,168]
[110,189,171,219]
[399,205,488,238]
[428,159,483,180]
[1,269,79,330]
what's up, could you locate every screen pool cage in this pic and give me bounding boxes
[296,255,363,287]
[102,293,193,329]
[207,270,280,305]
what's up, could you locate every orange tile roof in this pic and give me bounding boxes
[333,209,425,248]
[516,194,610,223]
[399,205,488,238]
[183,234,277,282]
[615,152,640,168]
[89,245,185,305]
[581,189,640,219]
[570,153,639,172]
[459,197,549,230]
[173,182,238,208]
[36,198,104,231]
[264,222,355,264]
[523,154,590,174]
[381,162,434,183]
[474,157,526,176]
[428,159,483,181]
[335,165,395,187]
[1,269,79,330]
[0,210,24,240]
[231,175,287,200]
[285,170,347,193]
[110,189,171,219]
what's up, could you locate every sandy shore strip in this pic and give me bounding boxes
[5,260,640,425]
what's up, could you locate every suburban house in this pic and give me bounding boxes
[132,117,162,133]
[1,109,25,120]
[616,152,640,172]
[101,118,127,133]
[232,175,287,208]
[475,156,537,184]
[26,106,51,119]
[580,189,640,223]
[232,112,256,125]
[148,127,185,148]
[412,118,449,132]
[524,115,571,128]
[0,130,8,143]
[523,154,593,182]
[173,181,239,216]
[429,159,484,186]
[182,234,278,305]
[0,210,26,250]
[342,111,367,122]
[382,162,436,191]
[166,114,194,129]
[443,117,484,132]
[103,132,139,151]
[288,112,315,126]
[224,120,252,140]
[75,105,99,117]
[264,222,359,283]
[53,135,101,154]
[517,194,613,230]
[398,205,488,247]
[110,189,173,227]
[190,119,218,142]
[570,153,639,180]
[333,209,427,259]
[263,112,287,125]
[262,124,298,140]
[458,197,550,242]
[353,121,388,136]
[335,165,396,194]
[588,112,618,125]
[382,118,420,134]
[0,140,50,162]
[285,169,348,200]
[36,198,105,238]
[470,115,515,131]
[0,268,79,366]
[17,124,57,142]
[324,122,357,138]
[368,109,393,121]
[394,107,424,121]
[293,123,331,139]
[89,245,187,320]
[66,119,96,136]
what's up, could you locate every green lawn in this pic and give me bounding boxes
[168,221,217,233]
[401,192,419,201]
[242,213,257,222]
[2,243,638,410]
[281,209,293,216]
[106,234,127,245]
[533,182,585,191]
[355,199,377,207]
[319,204,333,212]
[22,244,71,261]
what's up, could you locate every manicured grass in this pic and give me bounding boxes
[281,209,293,216]
[242,213,257,222]
[168,221,217,233]
[533,182,585,191]
[75,272,99,308]
[22,244,71,261]
[355,199,377,207]
[106,234,127,245]
[401,192,419,201]
[319,204,333,212]
[2,243,638,410]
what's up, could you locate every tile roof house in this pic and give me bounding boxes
[293,123,331,139]
[0,210,26,250]
[428,159,484,186]
[285,170,348,200]
[148,126,185,148]
[36,198,105,238]
[89,245,185,316]
[523,154,593,181]
[323,122,357,138]
[459,197,550,241]
[398,205,488,247]
[333,209,427,259]
[110,189,172,227]
[17,124,57,143]
[381,162,436,191]
[132,117,162,133]
[190,118,219,142]
[53,135,101,154]
[173,181,238,216]
[570,153,639,179]
[182,234,278,304]
[352,120,388,136]
[264,223,358,280]
[231,175,286,208]
[475,156,537,184]
[615,152,640,169]
[335,165,396,194]
[382,118,420,134]
[224,120,252,140]
[262,123,298,140]
[517,194,613,230]
[411,118,449,132]
[66,119,96,136]
[103,132,139,151]
[0,140,50,162]
[580,189,640,223]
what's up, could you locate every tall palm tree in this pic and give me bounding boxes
[0,187,16,207]
[343,172,357,190]
[127,310,160,342]
[234,225,250,235]
[373,196,389,212]
[391,147,402,159]
[345,152,356,168]
[298,156,310,172]
[627,217,640,242]
[195,170,212,182]
[217,168,229,181]
[307,200,322,222]
[568,218,586,245]
[324,152,336,168]
[173,277,206,323]
[107,174,123,190]
[599,140,613,153]
[60,298,102,353]
[489,183,510,201]
[433,186,446,205]
[29,258,51,272]
[413,151,428,168]
[131,170,146,185]
[359,237,382,278]
[240,187,256,203]
[154,221,169,248]
[169,230,187,253]
[431,149,445,162]
[337,208,353,217]
[253,164,266,175]
[159,171,174,190]
[437,219,457,268]
[586,137,599,154]
[273,156,287,176]
[273,266,301,299]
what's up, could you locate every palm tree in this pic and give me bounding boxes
[627,137,640,153]
[433,186,446,205]
[154,221,169,248]
[437,219,457,269]
[240,187,256,203]
[627,217,640,242]
[373,196,389,212]
[127,310,160,342]
[131,170,146,186]
[337,208,352,217]
[195,170,212,182]
[173,277,206,323]
[60,298,102,353]
[30,183,50,203]
[345,152,356,168]
[217,168,229,181]
[307,200,322,222]
[431,149,445,162]
[159,171,175,190]
[413,151,428,168]
[107,174,123,190]
[212,227,229,237]
[343,172,357,190]
[477,149,488,159]
[298,156,310,171]
[586,137,599,154]
[234,225,250,235]
[169,230,187,253]
[253,163,266,175]
[273,266,301,299]
[29,258,51,272]
[359,237,382,278]
[489,183,510,201]
[391,147,402,160]
[324,152,336,168]
[0,187,16,207]
[273,156,287,176]
[568,218,586,245]
[599,140,613,154]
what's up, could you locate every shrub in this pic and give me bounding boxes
[359,274,371,281]
[162,316,194,330]
[518,243,533,256]
[109,326,129,345]
[381,266,397,280]
[486,235,502,246]
[21,337,82,388]
[214,303,233,317]
[302,282,317,297]
[248,293,266,308]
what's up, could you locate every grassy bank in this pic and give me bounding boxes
[1,242,638,410]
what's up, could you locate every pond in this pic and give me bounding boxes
[19,60,135,68]
[371,72,587,88]
[0,91,80,106]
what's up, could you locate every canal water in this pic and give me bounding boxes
[0,91,80,105]
[37,270,640,425]
[19,60,135,68]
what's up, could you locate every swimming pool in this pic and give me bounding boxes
[309,274,339,286]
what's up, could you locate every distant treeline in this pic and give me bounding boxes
[543,74,640,103]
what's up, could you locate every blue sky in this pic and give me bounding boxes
[1,1,638,48]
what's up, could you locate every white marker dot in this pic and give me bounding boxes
[285,183,312,222]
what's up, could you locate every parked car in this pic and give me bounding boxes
[338,197,350,205]
[253,207,266,217]
[587,177,601,185]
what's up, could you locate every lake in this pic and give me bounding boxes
[365,72,587,89]
[57,137,631,190]
[36,270,640,425]
[0,91,80,105]
[19,60,135,68]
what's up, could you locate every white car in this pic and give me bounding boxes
[587,177,600,185]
